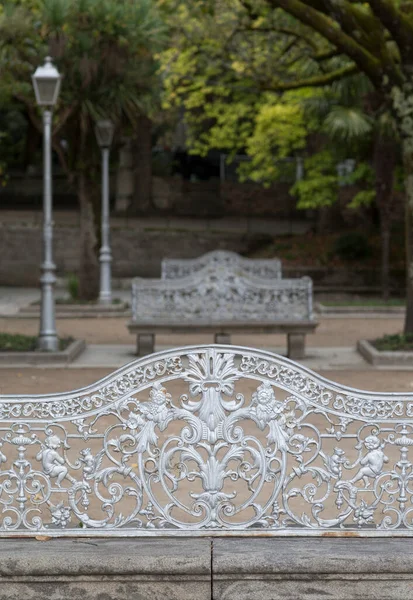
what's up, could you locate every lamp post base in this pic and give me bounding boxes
[98,292,112,305]
[37,335,59,352]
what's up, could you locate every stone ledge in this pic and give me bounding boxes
[0,339,86,366]
[1,537,413,600]
[0,538,211,576]
[213,538,413,600]
[18,302,130,319]
[213,538,413,574]
[2,537,413,600]
[357,339,413,366]
[0,538,211,600]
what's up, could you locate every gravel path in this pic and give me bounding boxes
[0,315,405,346]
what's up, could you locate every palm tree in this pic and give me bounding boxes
[0,0,165,299]
[303,74,399,300]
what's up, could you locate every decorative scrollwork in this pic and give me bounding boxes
[161,250,282,280]
[1,346,413,536]
[132,265,313,324]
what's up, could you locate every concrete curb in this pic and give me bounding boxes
[316,302,405,315]
[0,339,86,366]
[357,339,413,366]
[17,302,130,319]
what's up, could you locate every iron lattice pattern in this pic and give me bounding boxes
[0,346,412,536]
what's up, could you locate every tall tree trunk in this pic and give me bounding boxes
[78,171,100,300]
[379,217,390,301]
[130,115,152,214]
[404,143,413,333]
[373,131,396,301]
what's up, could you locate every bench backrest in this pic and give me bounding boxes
[161,250,282,280]
[0,344,410,537]
[132,265,313,323]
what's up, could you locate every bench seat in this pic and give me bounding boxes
[128,319,318,359]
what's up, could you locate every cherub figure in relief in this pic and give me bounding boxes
[36,435,68,486]
[350,435,388,487]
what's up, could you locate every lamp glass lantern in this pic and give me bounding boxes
[32,57,61,107]
[95,120,115,149]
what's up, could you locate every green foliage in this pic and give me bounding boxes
[158,0,336,172]
[342,162,376,208]
[0,333,37,351]
[0,0,166,173]
[373,334,413,352]
[67,273,79,300]
[291,151,338,208]
[323,106,373,143]
[240,100,307,185]
[333,232,372,261]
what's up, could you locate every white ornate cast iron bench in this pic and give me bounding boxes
[161,250,282,280]
[128,264,317,358]
[0,344,411,537]
[1,345,413,599]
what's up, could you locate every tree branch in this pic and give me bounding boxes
[263,62,359,91]
[268,0,391,86]
[367,0,413,63]
[313,48,343,62]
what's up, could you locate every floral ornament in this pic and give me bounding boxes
[251,382,294,451]
[50,503,71,528]
[185,350,240,396]
[183,351,243,441]
[353,501,375,527]
[126,382,173,453]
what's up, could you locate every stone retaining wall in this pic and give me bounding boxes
[0,538,410,600]
[0,220,250,285]
[0,215,405,290]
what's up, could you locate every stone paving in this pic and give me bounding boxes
[0,286,411,394]
[0,315,404,346]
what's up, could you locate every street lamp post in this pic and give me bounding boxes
[32,57,61,351]
[95,120,115,305]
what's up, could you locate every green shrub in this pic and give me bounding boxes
[0,334,74,352]
[333,232,371,261]
[373,334,413,352]
[0,333,37,351]
[67,273,79,300]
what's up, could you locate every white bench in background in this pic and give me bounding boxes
[128,264,317,358]
[161,250,282,280]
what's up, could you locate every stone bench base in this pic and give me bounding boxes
[128,321,318,360]
[0,537,412,600]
